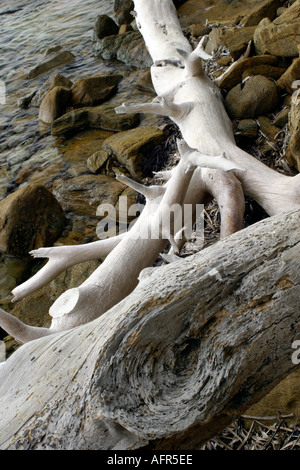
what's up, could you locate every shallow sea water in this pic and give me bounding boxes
[0,0,114,193]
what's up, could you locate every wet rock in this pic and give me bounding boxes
[286,97,300,171]
[277,58,300,94]
[24,51,75,79]
[45,45,63,56]
[242,0,282,26]
[225,75,280,119]
[87,150,109,173]
[93,14,119,40]
[242,64,286,81]
[17,90,37,109]
[96,31,152,68]
[52,174,127,216]
[39,86,72,124]
[217,55,278,90]
[102,126,165,179]
[235,119,258,138]
[0,184,66,257]
[52,109,90,137]
[254,1,300,57]
[71,74,123,108]
[114,0,134,26]
[88,103,140,132]
[31,73,73,107]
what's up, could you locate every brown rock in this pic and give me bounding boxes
[225,75,280,119]
[102,126,165,179]
[245,369,300,426]
[277,58,300,94]
[242,0,282,26]
[254,2,300,57]
[177,0,276,28]
[257,116,280,140]
[88,103,140,132]
[52,174,126,216]
[273,107,290,128]
[87,150,109,173]
[206,26,255,60]
[52,109,90,137]
[286,97,300,171]
[242,64,286,81]
[235,119,258,138]
[39,86,72,124]
[0,184,66,257]
[71,74,123,108]
[218,55,278,90]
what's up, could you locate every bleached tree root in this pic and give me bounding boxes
[0,209,299,450]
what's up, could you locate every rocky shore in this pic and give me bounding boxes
[0,0,300,443]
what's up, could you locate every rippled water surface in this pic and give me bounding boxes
[0,0,114,191]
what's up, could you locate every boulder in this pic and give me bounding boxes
[102,126,165,179]
[286,97,300,171]
[39,86,72,124]
[217,55,278,90]
[93,15,119,40]
[242,0,283,26]
[24,51,75,79]
[0,184,66,257]
[95,31,152,68]
[71,74,123,108]
[31,73,73,107]
[277,58,300,94]
[254,1,300,57]
[225,75,280,119]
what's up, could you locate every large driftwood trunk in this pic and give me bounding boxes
[0,209,299,450]
[0,0,300,450]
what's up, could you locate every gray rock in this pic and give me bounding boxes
[96,31,152,68]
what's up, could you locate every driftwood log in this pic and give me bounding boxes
[0,0,300,450]
[0,209,300,450]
